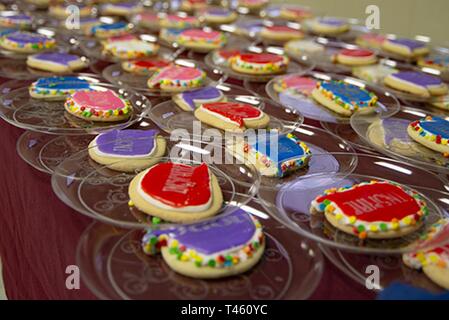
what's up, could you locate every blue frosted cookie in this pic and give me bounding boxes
[29,76,94,100]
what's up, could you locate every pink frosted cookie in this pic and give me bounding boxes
[64,89,133,122]
[147,65,207,92]
[356,33,387,49]
[273,75,317,96]
[333,49,377,66]
[260,25,304,42]
[159,14,200,29]
[177,29,227,52]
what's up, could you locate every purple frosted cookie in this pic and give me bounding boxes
[26,52,89,72]
[309,17,350,35]
[0,31,56,53]
[172,86,225,111]
[382,38,429,58]
[0,13,32,29]
[384,71,448,98]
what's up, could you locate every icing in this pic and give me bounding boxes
[201,102,262,127]
[30,76,92,96]
[391,71,443,87]
[92,22,128,33]
[240,53,283,64]
[104,39,158,57]
[148,65,206,89]
[94,129,158,158]
[339,49,374,57]
[142,208,264,269]
[390,38,426,51]
[179,87,224,110]
[30,53,80,65]
[153,65,202,81]
[358,33,387,46]
[277,75,317,95]
[232,53,289,73]
[127,59,170,69]
[312,181,428,239]
[318,18,346,27]
[422,55,449,68]
[138,162,212,212]
[410,116,449,145]
[180,29,222,40]
[216,49,241,60]
[4,31,54,46]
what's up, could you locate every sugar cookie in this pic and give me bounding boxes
[128,162,223,223]
[159,14,200,29]
[230,53,289,75]
[180,0,207,12]
[279,6,313,21]
[91,22,131,39]
[384,71,448,98]
[284,39,325,56]
[122,59,171,75]
[147,65,207,93]
[234,19,265,37]
[133,12,159,29]
[101,1,143,16]
[176,29,227,52]
[352,64,398,84]
[309,18,350,35]
[408,116,449,155]
[332,49,377,66]
[0,31,55,53]
[418,54,449,73]
[273,75,317,95]
[29,76,94,100]
[102,38,159,59]
[26,52,89,72]
[382,38,429,58]
[311,180,428,239]
[211,49,241,66]
[200,8,238,24]
[260,25,304,42]
[0,13,32,29]
[237,0,268,10]
[356,33,387,49]
[173,86,226,111]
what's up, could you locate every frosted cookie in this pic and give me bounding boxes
[29,76,94,100]
[211,49,241,66]
[279,6,313,21]
[26,53,89,72]
[101,1,143,16]
[273,75,317,95]
[180,0,207,12]
[159,28,185,43]
[63,17,100,34]
[234,19,265,37]
[332,49,377,66]
[176,29,227,52]
[408,116,449,155]
[230,53,289,75]
[122,59,171,75]
[312,80,378,116]
[418,54,449,73]
[147,65,207,93]
[194,102,270,132]
[232,133,312,177]
[128,162,223,223]
[88,129,166,172]
[133,12,159,29]
[382,38,429,58]
[64,89,133,122]
[311,180,428,239]
[356,33,387,49]
[200,8,238,24]
[49,4,93,18]
[0,13,32,29]
[91,22,131,39]
[159,14,200,29]
[260,25,304,42]
[0,31,55,53]
[352,64,398,84]
[102,38,159,59]
[284,39,325,56]
[308,18,350,35]
[25,0,49,8]
[237,0,268,10]
[384,71,448,98]
[431,95,449,110]
[141,207,265,279]
[403,219,449,290]
[173,86,225,111]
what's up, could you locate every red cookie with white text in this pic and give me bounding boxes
[311,180,428,239]
[128,162,223,223]
[194,101,270,132]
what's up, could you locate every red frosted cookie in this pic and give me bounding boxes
[122,58,171,75]
[212,49,241,66]
[230,53,289,75]
[333,48,377,66]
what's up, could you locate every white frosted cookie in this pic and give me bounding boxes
[332,49,377,66]
[403,218,449,290]
[103,38,160,59]
[194,101,270,132]
[382,38,429,58]
[311,180,428,239]
[173,86,226,111]
[141,207,265,279]
[284,39,325,56]
[27,52,89,72]
[384,71,448,98]
[128,162,223,223]
[408,116,449,155]
[88,129,166,172]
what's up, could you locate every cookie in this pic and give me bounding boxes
[279,5,313,21]
[0,31,55,53]
[173,86,226,111]
[237,0,268,10]
[230,53,289,75]
[260,25,304,42]
[408,116,449,155]
[176,29,227,53]
[159,14,200,29]
[180,0,207,12]
[0,13,32,29]
[384,71,448,98]
[141,207,265,279]
[194,102,270,132]
[88,129,166,172]
[102,38,160,59]
[311,180,428,239]
[403,218,449,290]
[382,38,429,58]
[211,49,241,66]
[91,22,131,39]
[128,162,223,223]
[26,52,89,72]
[101,1,143,16]
[159,28,185,43]
[121,58,171,75]
[356,33,387,49]
[431,95,449,110]
[133,12,159,29]
[309,18,350,35]
[232,133,312,177]
[418,54,449,73]
[49,4,93,18]
[233,19,265,37]
[332,49,377,66]
[352,64,398,84]
[64,89,133,122]
[273,74,317,95]
[200,8,238,24]
[147,65,207,93]
[63,17,100,34]
[25,0,48,8]
[284,39,325,55]
[312,80,378,116]
[29,76,94,100]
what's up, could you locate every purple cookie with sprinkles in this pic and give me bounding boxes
[382,38,429,58]
[26,52,89,72]
[0,31,55,53]
[88,129,166,172]
[172,86,225,111]
[384,71,448,98]
[0,13,32,29]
